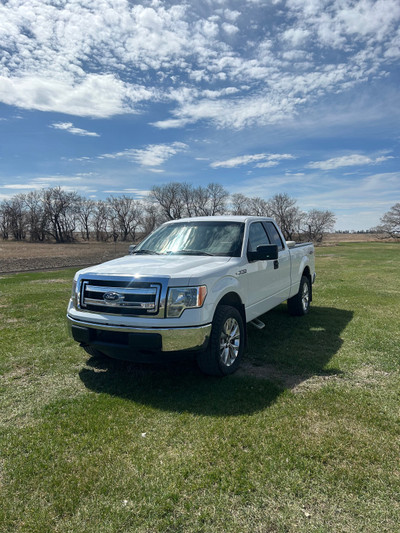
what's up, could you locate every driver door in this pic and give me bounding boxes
[245,221,290,320]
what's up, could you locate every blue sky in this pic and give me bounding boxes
[0,0,399,230]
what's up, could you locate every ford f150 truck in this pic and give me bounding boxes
[67,216,315,375]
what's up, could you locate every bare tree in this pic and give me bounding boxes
[0,185,341,247]
[375,203,400,239]
[109,212,121,242]
[24,190,47,241]
[302,209,336,243]
[77,197,96,240]
[140,202,163,238]
[149,182,228,220]
[0,201,10,240]
[204,183,228,215]
[93,200,110,241]
[149,182,186,220]
[42,187,80,243]
[180,183,197,217]
[230,193,252,215]
[191,183,226,216]
[3,195,27,241]
[267,193,303,240]
[192,185,209,216]
[107,195,142,241]
[248,196,269,216]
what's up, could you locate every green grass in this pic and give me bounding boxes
[1,242,399,532]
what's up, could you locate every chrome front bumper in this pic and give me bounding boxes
[67,315,212,352]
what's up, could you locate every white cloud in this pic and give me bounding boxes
[100,142,188,167]
[151,117,189,129]
[223,9,241,22]
[222,22,239,35]
[211,153,269,168]
[307,154,393,170]
[67,156,92,162]
[154,93,303,130]
[286,0,400,47]
[50,122,100,137]
[211,152,295,168]
[0,0,399,126]
[255,161,280,168]
[31,177,83,183]
[0,175,95,193]
[104,188,150,198]
[266,153,296,161]
[338,0,400,41]
[201,87,240,99]
[282,27,310,46]
[1,183,44,190]
[0,74,153,118]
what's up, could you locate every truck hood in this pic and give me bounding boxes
[76,254,234,286]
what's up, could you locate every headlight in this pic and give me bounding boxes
[166,286,207,318]
[71,278,78,307]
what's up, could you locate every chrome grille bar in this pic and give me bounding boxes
[86,285,158,296]
[80,280,161,314]
[83,298,156,309]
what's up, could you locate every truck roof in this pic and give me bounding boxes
[164,215,275,224]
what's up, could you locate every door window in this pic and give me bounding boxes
[248,222,270,253]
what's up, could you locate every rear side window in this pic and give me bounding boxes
[264,222,284,251]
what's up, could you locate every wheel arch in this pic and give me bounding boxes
[301,266,313,301]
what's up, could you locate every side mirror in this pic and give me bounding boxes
[247,244,278,262]
[129,244,136,255]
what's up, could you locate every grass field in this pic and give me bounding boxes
[0,243,399,532]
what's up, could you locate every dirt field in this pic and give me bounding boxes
[323,233,388,243]
[0,241,129,274]
[0,234,390,274]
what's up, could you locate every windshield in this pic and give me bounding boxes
[134,221,244,257]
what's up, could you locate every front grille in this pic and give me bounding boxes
[79,279,161,315]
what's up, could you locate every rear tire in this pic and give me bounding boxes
[287,275,311,316]
[197,305,244,376]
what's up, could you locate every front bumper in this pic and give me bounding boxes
[67,315,212,353]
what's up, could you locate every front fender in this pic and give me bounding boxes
[205,275,246,316]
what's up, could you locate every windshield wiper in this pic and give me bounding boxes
[172,250,215,256]
[131,249,159,255]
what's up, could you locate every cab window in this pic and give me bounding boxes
[248,222,270,253]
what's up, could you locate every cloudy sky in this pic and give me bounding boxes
[1,0,399,230]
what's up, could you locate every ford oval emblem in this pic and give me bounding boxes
[103,291,124,305]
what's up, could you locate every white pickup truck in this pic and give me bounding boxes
[67,216,315,375]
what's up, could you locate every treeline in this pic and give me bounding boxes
[0,182,336,243]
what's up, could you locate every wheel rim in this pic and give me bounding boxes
[219,317,241,367]
[302,282,310,312]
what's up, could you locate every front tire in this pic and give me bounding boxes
[287,275,311,316]
[197,305,245,376]
[82,345,107,359]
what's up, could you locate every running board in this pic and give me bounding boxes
[250,318,265,330]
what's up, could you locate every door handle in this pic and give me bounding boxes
[274,260,279,269]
